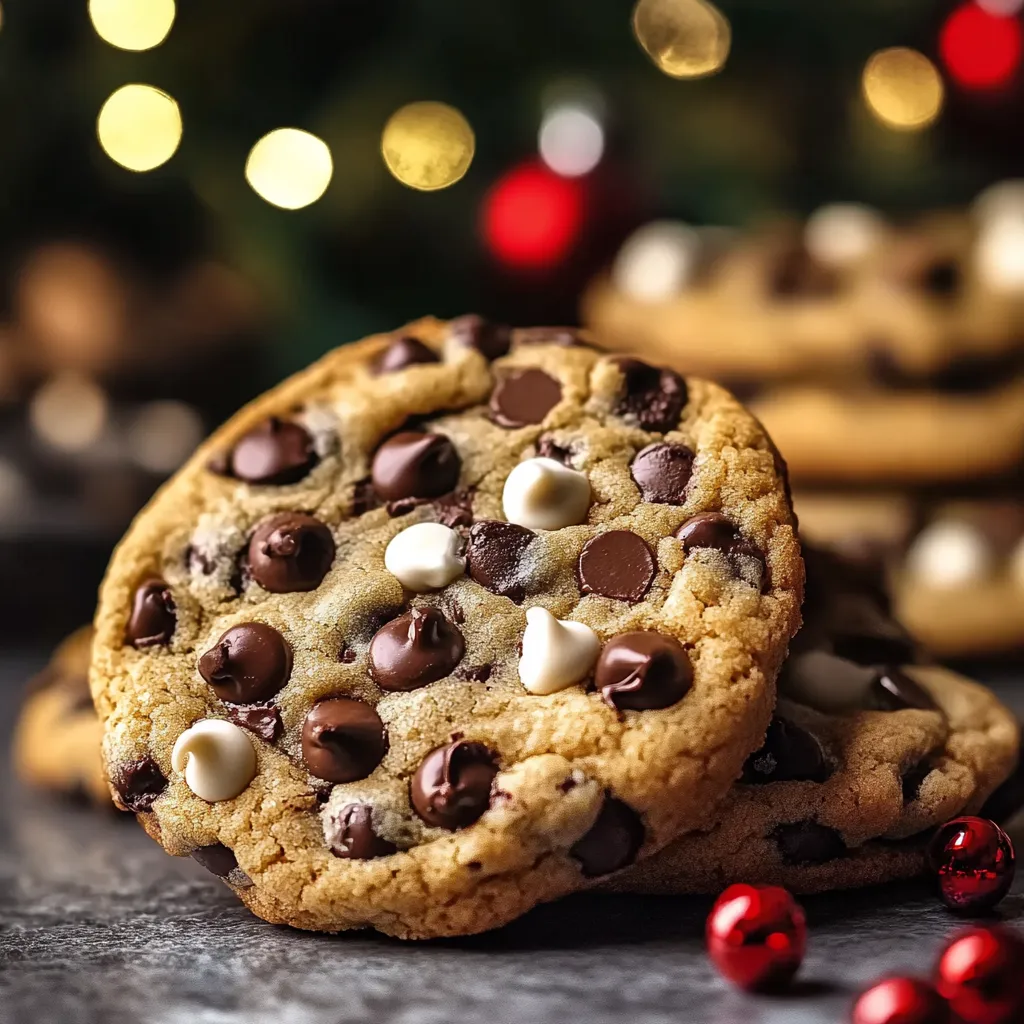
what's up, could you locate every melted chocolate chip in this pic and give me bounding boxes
[448,314,512,360]
[125,579,176,648]
[578,531,656,603]
[868,668,939,713]
[198,623,292,704]
[741,717,831,785]
[215,418,318,486]
[326,803,397,860]
[570,796,645,877]
[112,756,167,812]
[247,512,335,593]
[225,703,284,742]
[676,512,766,588]
[595,632,692,711]
[773,821,847,865]
[901,761,933,803]
[489,368,563,428]
[465,520,535,602]
[371,431,461,503]
[536,435,573,465]
[301,698,388,784]
[434,489,475,529]
[410,741,497,830]
[371,335,439,375]
[630,442,695,505]
[191,843,238,877]
[610,358,687,433]
[368,608,465,692]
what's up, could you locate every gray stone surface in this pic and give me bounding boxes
[0,651,1021,1024]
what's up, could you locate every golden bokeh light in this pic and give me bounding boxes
[245,129,333,210]
[97,84,182,171]
[381,102,475,191]
[862,48,944,131]
[30,374,109,453]
[89,0,175,51]
[632,0,731,80]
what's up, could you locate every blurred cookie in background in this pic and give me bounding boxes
[12,626,111,807]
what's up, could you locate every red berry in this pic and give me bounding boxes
[705,883,806,992]
[851,977,951,1024]
[926,817,1015,913]
[935,926,1024,1024]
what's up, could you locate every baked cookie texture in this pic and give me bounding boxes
[13,626,109,806]
[90,316,803,939]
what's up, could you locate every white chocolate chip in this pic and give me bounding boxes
[518,607,600,695]
[384,522,465,591]
[502,457,591,531]
[171,719,257,802]
[905,520,995,590]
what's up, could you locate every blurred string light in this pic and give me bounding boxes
[127,401,204,474]
[804,204,885,269]
[612,222,702,301]
[89,0,175,51]
[245,129,333,209]
[538,102,604,178]
[481,162,584,269]
[97,84,182,171]
[940,3,1022,90]
[632,0,731,80]
[381,102,475,191]
[978,0,1024,14]
[30,374,109,454]
[861,48,944,131]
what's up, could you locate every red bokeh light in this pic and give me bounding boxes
[940,3,1023,89]
[481,161,584,269]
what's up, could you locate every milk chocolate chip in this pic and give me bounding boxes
[578,531,656,603]
[368,607,465,692]
[198,623,292,704]
[125,579,176,648]
[371,431,461,503]
[247,512,335,593]
[371,336,439,374]
[489,368,563,428]
[411,741,497,830]
[594,632,692,711]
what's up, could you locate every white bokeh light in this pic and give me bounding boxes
[805,203,885,269]
[30,374,109,453]
[612,221,702,302]
[978,0,1024,16]
[127,401,204,473]
[973,179,1024,224]
[976,215,1024,293]
[538,104,605,178]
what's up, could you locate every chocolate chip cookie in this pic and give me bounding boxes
[90,316,803,938]
[13,627,109,806]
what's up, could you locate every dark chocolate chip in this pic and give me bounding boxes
[489,368,563,428]
[578,531,656,603]
[901,761,933,803]
[351,479,380,515]
[630,442,695,505]
[536,435,573,465]
[112,756,167,812]
[410,740,498,830]
[371,431,461,503]
[830,595,917,667]
[338,645,357,664]
[570,796,645,877]
[773,821,847,865]
[610,358,687,433]
[326,803,397,860]
[368,607,465,692]
[198,623,292,704]
[676,512,766,588]
[246,512,335,593]
[225,703,284,743]
[741,717,831,785]
[868,668,939,713]
[465,520,535,602]
[191,843,238,877]
[371,335,439,375]
[595,631,693,711]
[214,418,318,485]
[434,489,475,529]
[125,579,176,648]
[448,315,512,360]
[301,698,388,784]
[455,663,492,683]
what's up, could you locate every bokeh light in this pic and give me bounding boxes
[89,0,175,51]
[940,3,1022,90]
[973,178,1024,222]
[538,103,605,178]
[805,203,885,268]
[245,129,333,210]
[481,162,584,269]
[97,84,182,171]
[127,401,204,473]
[976,215,1024,291]
[381,101,475,191]
[30,374,109,453]
[978,0,1024,14]
[862,48,944,131]
[612,222,701,301]
[632,0,731,80]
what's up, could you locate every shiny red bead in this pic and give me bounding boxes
[926,817,1015,913]
[851,977,951,1024]
[705,883,806,991]
[935,926,1024,1024]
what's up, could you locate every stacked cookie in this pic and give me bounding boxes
[584,200,1024,658]
[15,317,1022,939]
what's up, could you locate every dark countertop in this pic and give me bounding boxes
[1,651,1022,1024]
